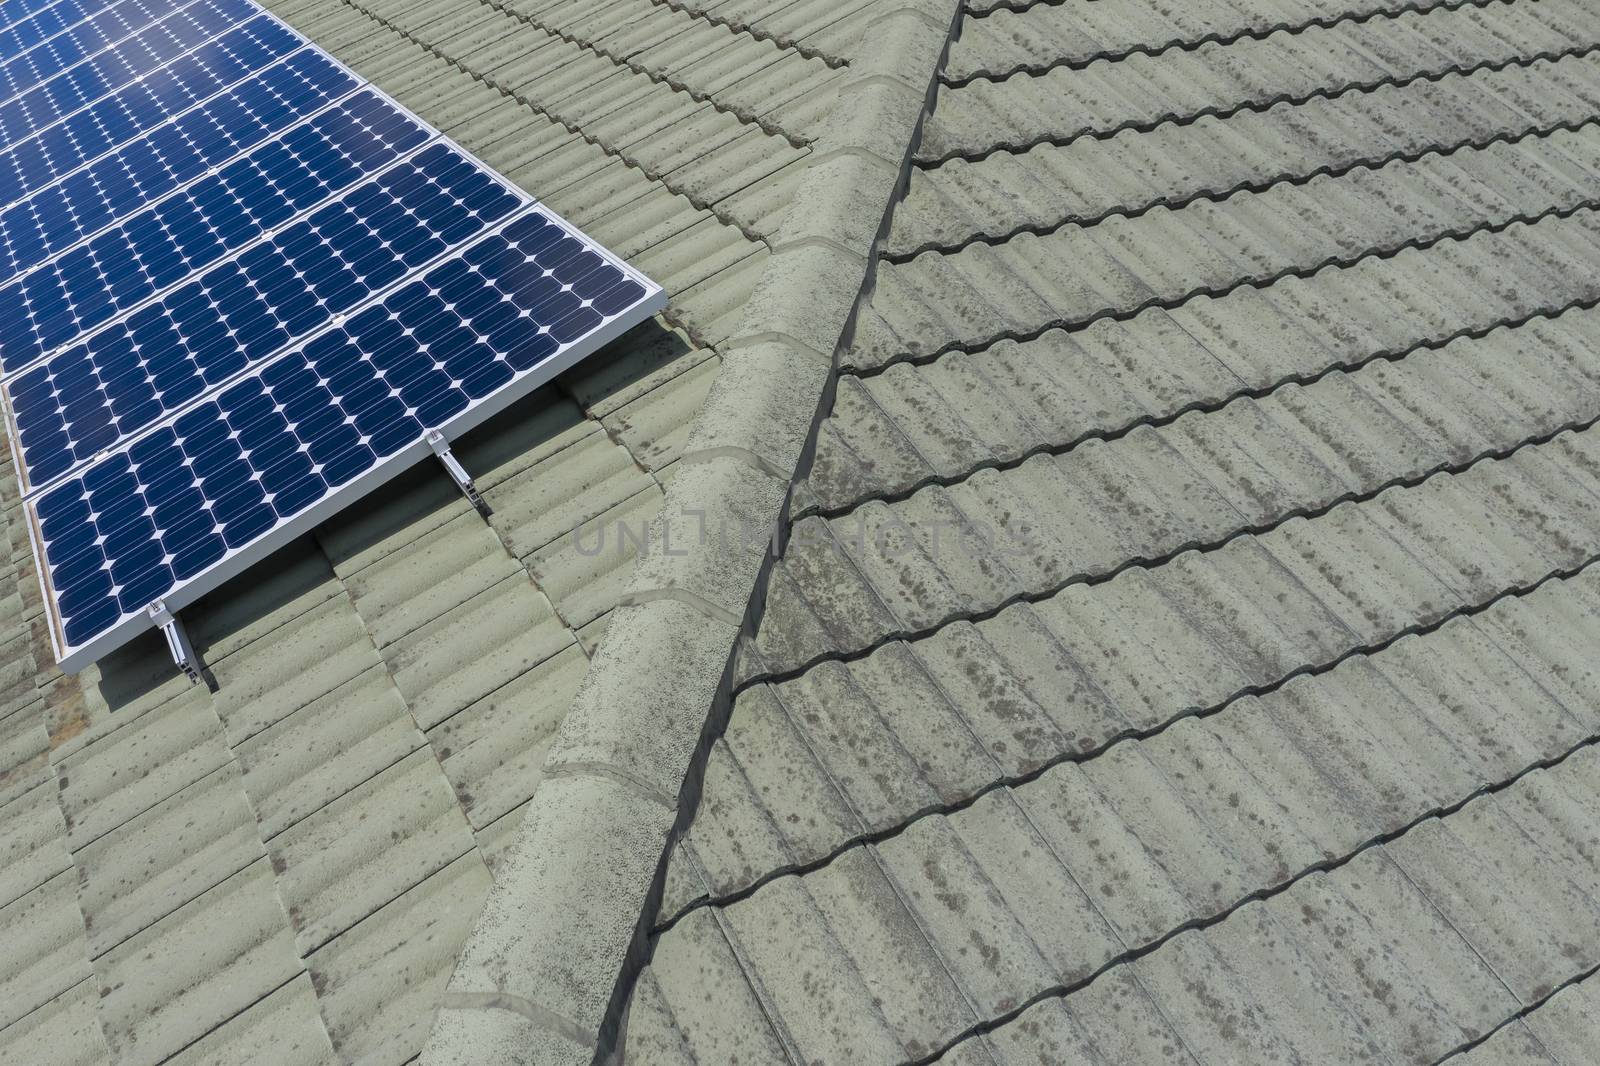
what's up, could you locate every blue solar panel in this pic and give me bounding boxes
[6,138,522,488]
[3,0,665,675]
[1,0,180,102]
[0,0,74,36]
[30,208,659,654]
[0,0,102,57]
[0,41,344,210]
[0,89,420,371]
[0,0,257,144]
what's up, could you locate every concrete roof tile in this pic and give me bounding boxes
[313,472,471,581]
[643,908,792,1064]
[962,978,1170,1065]
[879,154,1600,366]
[1140,717,1325,879]
[234,665,423,840]
[269,747,475,955]
[524,484,664,630]
[1143,867,1434,1063]
[952,602,1136,748]
[0,781,68,913]
[75,761,263,960]
[1448,1021,1557,1066]
[1202,900,1389,1063]
[678,683,862,897]
[0,698,47,811]
[1024,759,1218,947]
[1268,660,1483,829]
[208,593,384,745]
[946,730,1600,1064]
[426,641,588,830]
[1388,803,1600,1001]
[435,772,677,1053]
[601,354,720,472]
[479,423,655,562]
[94,860,301,1066]
[0,612,45,714]
[654,837,713,923]
[306,851,491,1064]
[614,968,699,1066]
[180,540,346,663]
[162,975,335,1066]
[676,0,875,63]
[806,374,939,507]
[467,794,533,879]
[942,787,1124,984]
[54,688,230,851]
[0,977,108,1066]
[773,657,974,829]
[337,512,523,650]
[667,501,1600,1010]
[0,871,90,1033]
[666,735,798,907]
[1299,853,1510,1046]
[1212,691,1385,849]
[911,621,1076,777]
[873,813,1061,1019]
[1256,500,1459,642]
[1519,968,1600,1061]
[382,574,571,732]
[792,845,981,1058]
[1495,744,1600,883]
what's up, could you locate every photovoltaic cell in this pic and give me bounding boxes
[0,0,257,145]
[8,138,520,486]
[0,42,345,210]
[31,208,655,652]
[1,0,181,102]
[0,0,71,35]
[0,0,102,57]
[0,89,420,372]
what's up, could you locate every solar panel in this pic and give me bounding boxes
[0,0,115,58]
[0,0,76,36]
[0,84,401,365]
[0,36,344,209]
[0,0,264,144]
[1,0,666,677]
[1,0,184,102]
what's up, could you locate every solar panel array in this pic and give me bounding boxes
[0,0,666,673]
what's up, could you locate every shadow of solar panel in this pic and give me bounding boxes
[1,0,666,673]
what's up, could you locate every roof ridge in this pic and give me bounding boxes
[416,2,965,1064]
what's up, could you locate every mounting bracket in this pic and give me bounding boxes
[147,600,200,684]
[427,430,489,517]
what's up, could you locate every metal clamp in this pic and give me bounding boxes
[147,601,200,685]
[427,430,490,517]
